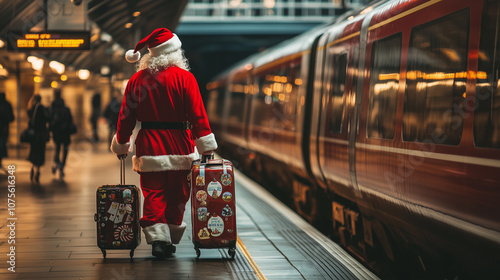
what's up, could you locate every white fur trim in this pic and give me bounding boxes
[125,49,141,63]
[195,133,218,154]
[110,134,133,155]
[132,151,199,172]
[143,223,171,244]
[149,34,182,57]
[168,222,186,244]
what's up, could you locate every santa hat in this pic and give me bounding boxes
[125,28,182,63]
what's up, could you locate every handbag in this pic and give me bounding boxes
[20,104,43,143]
[20,127,35,143]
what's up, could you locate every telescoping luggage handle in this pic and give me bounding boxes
[201,153,214,163]
[120,157,126,185]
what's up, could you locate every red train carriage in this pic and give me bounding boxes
[207,0,500,278]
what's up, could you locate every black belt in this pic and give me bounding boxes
[141,121,192,130]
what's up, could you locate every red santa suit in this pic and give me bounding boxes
[111,28,217,248]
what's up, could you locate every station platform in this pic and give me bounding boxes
[0,143,378,280]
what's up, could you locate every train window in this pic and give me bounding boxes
[253,65,298,131]
[207,87,226,122]
[474,0,500,149]
[367,33,402,139]
[228,81,246,124]
[403,9,469,145]
[329,53,347,134]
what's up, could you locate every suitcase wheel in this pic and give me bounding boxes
[101,248,106,259]
[195,247,201,258]
[228,248,236,260]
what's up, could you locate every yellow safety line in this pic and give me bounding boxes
[237,237,267,280]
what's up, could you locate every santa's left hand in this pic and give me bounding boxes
[117,154,127,160]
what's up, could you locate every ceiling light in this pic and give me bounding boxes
[28,56,44,71]
[49,61,65,74]
[133,11,141,17]
[263,0,275,9]
[0,39,5,48]
[34,76,42,83]
[51,81,59,88]
[101,66,110,76]
[100,32,112,42]
[125,23,133,29]
[60,75,68,81]
[0,64,7,77]
[78,69,90,80]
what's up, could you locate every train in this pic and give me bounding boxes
[205,0,500,278]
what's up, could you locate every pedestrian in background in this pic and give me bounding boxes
[50,89,76,181]
[27,94,50,184]
[103,92,120,148]
[90,92,101,143]
[0,92,14,171]
[111,28,217,259]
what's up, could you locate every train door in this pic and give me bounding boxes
[319,33,359,198]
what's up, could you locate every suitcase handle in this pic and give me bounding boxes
[120,158,126,185]
[201,153,214,163]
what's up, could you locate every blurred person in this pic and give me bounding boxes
[0,92,14,170]
[90,92,101,142]
[111,28,217,259]
[103,92,121,147]
[27,94,50,184]
[50,89,76,181]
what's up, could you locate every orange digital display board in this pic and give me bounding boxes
[7,31,91,51]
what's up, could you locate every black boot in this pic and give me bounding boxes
[152,241,167,259]
[165,244,176,255]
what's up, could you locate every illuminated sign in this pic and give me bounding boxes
[7,31,90,51]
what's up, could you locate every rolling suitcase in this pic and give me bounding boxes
[95,158,141,259]
[190,155,237,259]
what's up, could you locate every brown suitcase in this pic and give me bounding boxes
[95,158,141,259]
[190,155,237,259]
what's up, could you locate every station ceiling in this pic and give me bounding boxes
[0,0,188,78]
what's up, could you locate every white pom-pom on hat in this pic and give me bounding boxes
[125,49,141,63]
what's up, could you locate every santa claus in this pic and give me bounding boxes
[111,28,217,259]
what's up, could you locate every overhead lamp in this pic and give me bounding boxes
[27,56,44,71]
[51,81,59,88]
[263,0,275,9]
[125,23,133,29]
[0,64,8,77]
[78,69,90,80]
[100,32,112,43]
[133,11,141,17]
[0,39,5,48]
[49,61,65,74]
[101,65,110,76]
[60,75,68,81]
[34,76,42,83]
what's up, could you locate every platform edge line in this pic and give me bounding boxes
[236,237,267,280]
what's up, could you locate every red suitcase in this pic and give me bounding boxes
[190,155,237,259]
[95,158,141,259]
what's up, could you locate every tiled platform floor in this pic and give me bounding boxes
[0,143,378,280]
